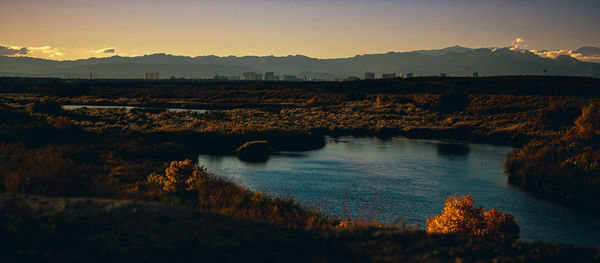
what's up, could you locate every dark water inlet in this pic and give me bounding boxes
[198,136,600,247]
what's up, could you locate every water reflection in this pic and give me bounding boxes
[436,143,470,158]
[276,152,309,158]
[202,155,225,167]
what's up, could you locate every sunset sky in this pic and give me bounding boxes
[1,0,599,60]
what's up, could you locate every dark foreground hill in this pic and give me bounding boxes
[1,193,598,263]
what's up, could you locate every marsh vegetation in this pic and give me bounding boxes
[1,76,600,260]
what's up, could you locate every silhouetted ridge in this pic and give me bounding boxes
[1,46,599,79]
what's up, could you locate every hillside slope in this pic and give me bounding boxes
[1,193,598,262]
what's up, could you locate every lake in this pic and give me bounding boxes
[198,136,600,247]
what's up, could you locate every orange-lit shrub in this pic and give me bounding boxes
[426,194,519,240]
[148,159,206,192]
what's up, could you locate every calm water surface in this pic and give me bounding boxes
[198,136,600,246]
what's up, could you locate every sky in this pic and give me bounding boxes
[1,0,599,60]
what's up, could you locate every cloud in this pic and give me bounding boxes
[89,47,116,54]
[532,49,577,59]
[506,38,600,63]
[0,44,64,58]
[0,45,29,56]
[531,49,600,63]
[28,46,65,58]
[510,38,527,50]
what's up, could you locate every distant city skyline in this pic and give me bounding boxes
[1,0,599,60]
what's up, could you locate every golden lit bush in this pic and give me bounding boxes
[147,159,205,192]
[426,194,519,240]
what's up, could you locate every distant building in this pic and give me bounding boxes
[382,73,397,79]
[472,72,479,78]
[406,73,414,78]
[364,72,375,80]
[264,72,273,80]
[264,72,274,80]
[144,72,160,80]
[229,76,241,81]
[397,73,404,78]
[283,75,301,81]
[214,75,229,81]
[243,72,262,81]
[264,72,280,81]
[440,73,447,77]
[344,76,360,81]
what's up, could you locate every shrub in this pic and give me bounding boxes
[505,103,600,209]
[375,96,390,106]
[534,100,578,130]
[201,110,228,121]
[306,94,342,106]
[29,100,64,115]
[0,107,36,125]
[147,159,205,192]
[426,194,519,240]
[48,118,78,132]
[572,102,600,141]
[2,146,123,197]
[235,140,273,162]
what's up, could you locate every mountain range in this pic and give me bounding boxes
[1,46,599,79]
